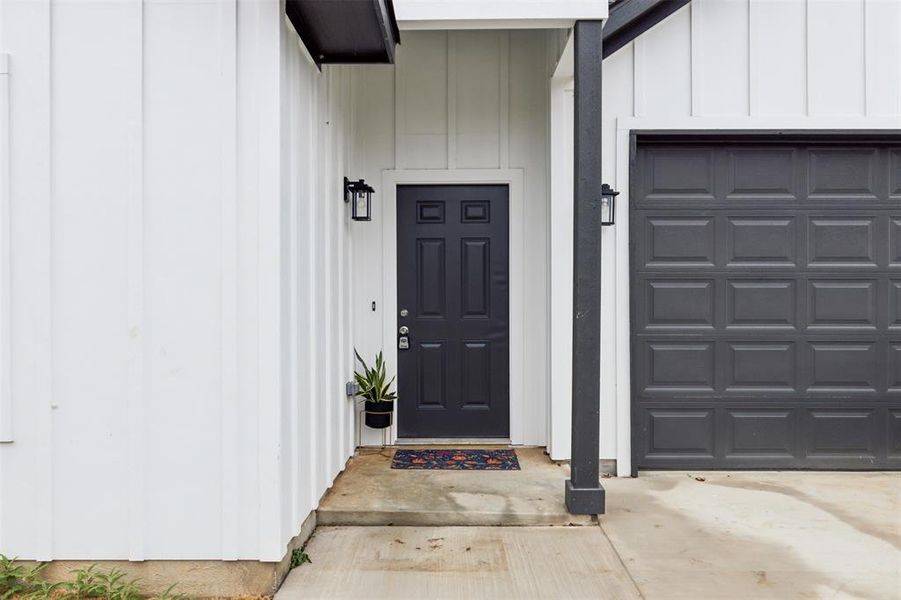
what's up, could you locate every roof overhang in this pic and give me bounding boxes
[602,0,691,58]
[393,0,608,30]
[286,0,401,65]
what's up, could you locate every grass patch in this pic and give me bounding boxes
[288,549,311,570]
[0,555,187,600]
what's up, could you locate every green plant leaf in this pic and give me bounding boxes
[351,350,396,403]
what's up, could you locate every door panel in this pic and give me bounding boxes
[631,140,901,469]
[397,185,509,438]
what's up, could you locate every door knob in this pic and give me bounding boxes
[399,326,409,335]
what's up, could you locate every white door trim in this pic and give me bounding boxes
[381,168,525,444]
[613,116,901,477]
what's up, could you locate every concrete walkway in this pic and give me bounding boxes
[278,526,640,599]
[279,470,901,599]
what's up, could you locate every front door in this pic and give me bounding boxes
[396,184,510,438]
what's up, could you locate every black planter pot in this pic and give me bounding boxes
[364,400,393,429]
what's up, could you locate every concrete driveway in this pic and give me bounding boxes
[602,471,901,599]
[279,471,901,599]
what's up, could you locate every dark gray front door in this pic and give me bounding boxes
[397,185,510,438]
[631,136,901,470]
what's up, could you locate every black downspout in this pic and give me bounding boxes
[565,20,605,516]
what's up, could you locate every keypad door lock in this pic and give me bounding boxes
[398,325,410,350]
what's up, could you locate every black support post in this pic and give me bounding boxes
[565,20,605,516]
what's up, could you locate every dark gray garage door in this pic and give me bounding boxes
[631,135,901,470]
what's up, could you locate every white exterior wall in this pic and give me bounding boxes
[277,18,357,559]
[578,0,901,474]
[351,30,557,446]
[0,0,355,562]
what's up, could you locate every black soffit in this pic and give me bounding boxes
[286,0,401,66]
[603,0,692,59]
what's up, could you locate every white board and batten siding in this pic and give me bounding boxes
[551,0,901,474]
[0,1,355,562]
[350,30,558,447]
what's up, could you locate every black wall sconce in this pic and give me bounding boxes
[600,183,618,226]
[344,177,374,221]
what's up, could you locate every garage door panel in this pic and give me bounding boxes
[807,217,879,268]
[726,342,797,391]
[641,148,717,200]
[726,280,798,329]
[808,342,879,391]
[726,217,798,266]
[644,217,716,267]
[805,409,878,457]
[633,139,901,470]
[644,342,716,392]
[641,279,716,329]
[726,147,800,198]
[808,147,880,198]
[807,280,878,329]
[723,409,796,457]
[643,408,716,458]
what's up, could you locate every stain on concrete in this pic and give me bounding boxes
[708,475,901,551]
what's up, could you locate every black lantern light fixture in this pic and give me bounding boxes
[344,177,374,221]
[600,183,619,226]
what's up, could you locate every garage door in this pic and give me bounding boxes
[631,136,901,469]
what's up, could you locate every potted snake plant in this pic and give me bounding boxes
[354,350,397,429]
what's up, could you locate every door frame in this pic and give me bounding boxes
[381,169,525,444]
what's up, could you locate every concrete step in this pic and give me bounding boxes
[316,447,595,527]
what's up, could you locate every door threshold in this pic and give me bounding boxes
[394,437,512,446]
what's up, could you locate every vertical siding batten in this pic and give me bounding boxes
[255,0,283,561]
[498,32,510,169]
[752,0,807,116]
[235,0,261,559]
[632,38,644,118]
[35,0,54,560]
[125,0,145,561]
[864,0,901,116]
[304,61,319,511]
[808,0,866,115]
[447,32,457,170]
[548,73,573,459]
[689,0,700,116]
[219,0,239,561]
[283,29,299,536]
[0,52,10,444]
[322,67,335,487]
[745,0,759,116]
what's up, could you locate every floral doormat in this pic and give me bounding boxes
[391,448,520,470]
